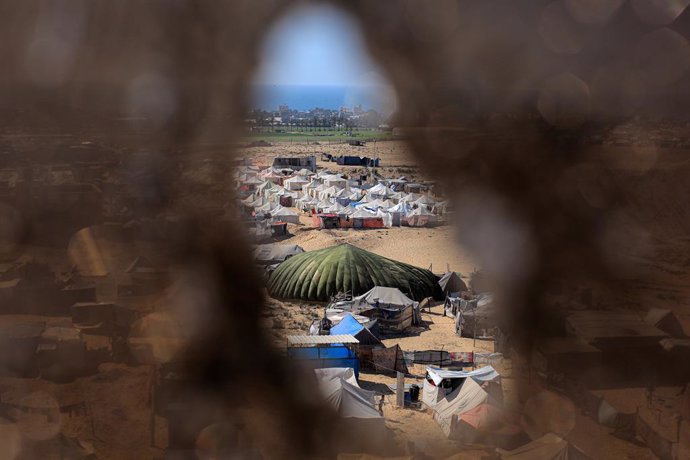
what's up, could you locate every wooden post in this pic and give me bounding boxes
[396,372,404,407]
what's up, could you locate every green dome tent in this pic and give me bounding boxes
[267,243,440,301]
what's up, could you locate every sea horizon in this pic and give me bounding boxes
[250,84,395,113]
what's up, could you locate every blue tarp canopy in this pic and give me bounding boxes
[330,313,382,346]
[331,313,365,336]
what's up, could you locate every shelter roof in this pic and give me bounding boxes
[287,335,359,346]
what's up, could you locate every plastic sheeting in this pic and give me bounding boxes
[316,370,382,419]
[432,378,488,436]
[354,286,417,309]
[426,365,501,386]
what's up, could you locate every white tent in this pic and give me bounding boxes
[296,168,315,176]
[376,209,393,228]
[270,206,301,224]
[315,368,381,419]
[323,174,348,189]
[284,175,310,191]
[348,191,363,201]
[400,193,421,203]
[354,286,418,309]
[407,206,437,227]
[388,202,412,226]
[423,366,501,409]
[319,185,342,201]
[413,194,437,210]
[432,377,488,437]
[255,201,278,213]
[368,183,394,199]
[350,208,377,219]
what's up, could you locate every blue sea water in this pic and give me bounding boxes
[251,84,388,112]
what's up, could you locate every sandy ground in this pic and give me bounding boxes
[288,225,476,276]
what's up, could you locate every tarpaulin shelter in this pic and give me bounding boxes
[423,366,502,409]
[269,206,300,225]
[313,367,394,455]
[315,368,380,418]
[439,272,468,296]
[406,206,437,227]
[254,244,304,266]
[388,202,412,226]
[351,208,385,229]
[331,313,382,347]
[331,313,383,369]
[432,378,489,437]
[448,293,498,339]
[353,286,419,333]
[267,244,439,302]
[496,433,591,460]
[284,175,309,191]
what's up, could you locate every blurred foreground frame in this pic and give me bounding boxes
[2,0,690,459]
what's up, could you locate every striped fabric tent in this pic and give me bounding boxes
[267,243,439,301]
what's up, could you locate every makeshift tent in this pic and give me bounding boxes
[351,208,385,229]
[330,313,382,347]
[316,369,381,418]
[284,175,309,191]
[413,194,436,207]
[267,244,440,301]
[368,184,394,199]
[324,309,378,335]
[313,367,393,455]
[270,206,300,224]
[388,202,412,226]
[353,286,418,333]
[433,377,489,437]
[497,433,591,460]
[407,206,437,227]
[322,174,348,189]
[254,244,305,266]
[314,366,358,386]
[456,293,499,338]
[423,366,502,409]
[400,193,420,203]
[439,272,468,295]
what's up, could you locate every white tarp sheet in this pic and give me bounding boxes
[432,378,488,436]
[315,369,382,419]
[427,365,501,386]
[354,286,417,309]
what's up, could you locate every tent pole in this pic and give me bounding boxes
[396,371,404,407]
[473,310,477,349]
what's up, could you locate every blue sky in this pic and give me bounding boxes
[253,4,387,87]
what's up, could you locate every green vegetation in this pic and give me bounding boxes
[244,128,395,143]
